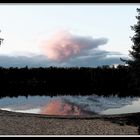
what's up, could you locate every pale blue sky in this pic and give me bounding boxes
[0,4,139,67]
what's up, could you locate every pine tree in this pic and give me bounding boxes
[125,8,140,94]
[129,8,140,65]
[0,30,4,46]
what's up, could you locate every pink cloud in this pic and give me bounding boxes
[40,30,108,62]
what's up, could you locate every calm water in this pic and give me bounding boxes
[0,95,140,115]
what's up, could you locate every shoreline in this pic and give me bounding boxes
[0,109,140,135]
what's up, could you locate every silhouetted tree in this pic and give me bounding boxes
[123,8,140,94]
[0,30,4,47]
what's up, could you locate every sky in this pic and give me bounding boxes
[0,4,139,67]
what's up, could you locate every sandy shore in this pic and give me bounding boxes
[0,109,140,135]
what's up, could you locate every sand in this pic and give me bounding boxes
[0,109,139,135]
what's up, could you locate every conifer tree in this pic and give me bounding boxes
[125,8,140,94]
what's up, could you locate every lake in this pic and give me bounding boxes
[0,95,140,115]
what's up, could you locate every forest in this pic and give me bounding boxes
[0,65,137,98]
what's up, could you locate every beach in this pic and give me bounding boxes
[0,109,139,135]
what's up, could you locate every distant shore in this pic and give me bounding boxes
[0,109,140,135]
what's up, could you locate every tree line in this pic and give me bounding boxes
[0,65,135,98]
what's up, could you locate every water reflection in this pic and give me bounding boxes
[41,99,81,115]
[101,98,140,115]
[0,95,139,115]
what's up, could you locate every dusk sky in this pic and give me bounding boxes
[0,4,139,67]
